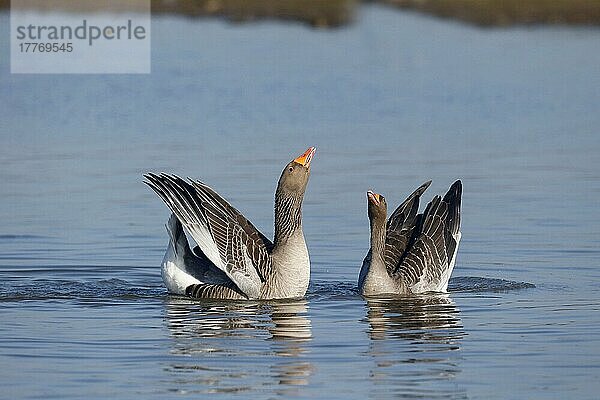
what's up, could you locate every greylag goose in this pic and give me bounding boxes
[358,180,462,296]
[144,147,316,300]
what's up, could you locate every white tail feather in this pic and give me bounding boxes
[161,214,201,295]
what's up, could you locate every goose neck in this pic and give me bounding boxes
[370,218,386,256]
[274,190,303,246]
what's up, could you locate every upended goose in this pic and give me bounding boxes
[144,147,316,300]
[358,180,462,296]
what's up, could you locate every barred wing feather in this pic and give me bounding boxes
[391,180,462,293]
[143,173,271,298]
[202,201,267,299]
[383,181,431,274]
[190,179,274,252]
[144,173,223,272]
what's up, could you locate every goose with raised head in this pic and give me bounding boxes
[358,180,462,296]
[144,147,316,300]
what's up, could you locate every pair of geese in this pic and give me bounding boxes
[144,147,462,300]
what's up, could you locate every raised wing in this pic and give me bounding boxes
[383,181,431,272]
[190,179,274,283]
[392,180,462,293]
[189,179,274,252]
[387,180,432,232]
[143,173,271,298]
[442,180,461,266]
[201,201,268,299]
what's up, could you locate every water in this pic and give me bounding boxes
[1,5,600,398]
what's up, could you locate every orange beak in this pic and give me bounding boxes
[293,147,316,169]
[367,190,382,205]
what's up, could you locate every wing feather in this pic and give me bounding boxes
[186,282,246,299]
[143,173,272,298]
[383,181,431,272]
[393,181,462,293]
[144,173,223,272]
[190,179,274,252]
[202,202,265,298]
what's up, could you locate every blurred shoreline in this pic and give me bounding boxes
[380,0,600,27]
[2,0,600,28]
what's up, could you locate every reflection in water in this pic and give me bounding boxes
[364,295,466,398]
[163,297,312,395]
[366,294,464,341]
[269,301,314,390]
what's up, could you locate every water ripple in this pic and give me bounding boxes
[449,276,535,293]
[0,278,165,301]
[0,276,534,302]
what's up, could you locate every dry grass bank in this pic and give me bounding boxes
[380,0,600,26]
[2,0,600,27]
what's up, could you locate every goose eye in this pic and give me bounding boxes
[288,167,293,172]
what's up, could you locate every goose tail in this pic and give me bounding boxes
[162,213,201,294]
[165,213,190,259]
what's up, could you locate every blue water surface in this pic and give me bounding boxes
[1,5,599,399]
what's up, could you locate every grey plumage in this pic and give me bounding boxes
[185,282,246,299]
[145,147,315,300]
[359,180,462,296]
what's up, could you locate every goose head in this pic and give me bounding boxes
[277,146,316,197]
[367,190,387,226]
